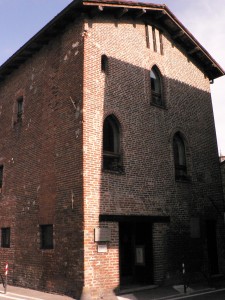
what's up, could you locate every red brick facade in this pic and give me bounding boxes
[0,1,224,299]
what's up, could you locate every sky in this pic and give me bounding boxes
[0,0,224,154]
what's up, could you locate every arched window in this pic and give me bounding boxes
[173,132,187,180]
[103,115,121,171]
[150,67,163,106]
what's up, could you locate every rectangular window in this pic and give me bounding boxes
[40,225,53,249]
[1,228,10,248]
[0,165,3,189]
[152,27,157,52]
[17,97,23,121]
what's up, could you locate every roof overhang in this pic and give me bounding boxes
[0,0,224,82]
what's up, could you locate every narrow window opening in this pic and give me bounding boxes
[145,25,150,49]
[152,27,157,52]
[173,132,188,180]
[159,32,164,55]
[1,227,10,248]
[40,224,53,249]
[103,115,123,172]
[0,165,3,189]
[150,67,163,106]
[17,97,23,121]
[101,55,108,73]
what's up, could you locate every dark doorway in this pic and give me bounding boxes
[119,222,153,288]
[206,220,219,275]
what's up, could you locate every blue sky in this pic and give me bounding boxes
[0,0,225,154]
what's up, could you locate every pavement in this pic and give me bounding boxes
[0,279,224,300]
[117,278,225,300]
[0,285,74,300]
[117,285,210,300]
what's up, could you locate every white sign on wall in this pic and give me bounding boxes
[94,228,111,242]
[97,244,108,253]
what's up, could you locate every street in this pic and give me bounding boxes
[0,291,46,300]
[0,292,42,300]
[0,286,73,300]
[118,287,225,300]
[169,288,225,300]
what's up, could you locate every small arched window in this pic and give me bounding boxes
[173,132,187,180]
[150,67,163,106]
[103,115,122,171]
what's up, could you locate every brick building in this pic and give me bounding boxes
[0,1,225,299]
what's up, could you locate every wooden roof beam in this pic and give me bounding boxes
[13,57,27,63]
[115,8,128,19]
[19,50,33,56]
[38,38,50,45]
[205,64,217,71]
[134,9,146,19]
[188,47,200,55]
[88,5,103,18]
[155,10,166,20]
[173,30,184,39]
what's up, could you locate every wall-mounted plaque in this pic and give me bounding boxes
[94,228,111,242]
[135,246,145,265]
[97,244,108,253]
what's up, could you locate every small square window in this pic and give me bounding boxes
[40,225,53,249]
[1,228,10,248]
[0,165,3,188]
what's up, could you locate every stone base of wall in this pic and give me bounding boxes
[80,287,117,300]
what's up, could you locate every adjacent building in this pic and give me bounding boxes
[0,1,224,299]
[220,158,225,210]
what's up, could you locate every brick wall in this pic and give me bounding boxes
[82,15,225,298]
[0,19,84,298]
